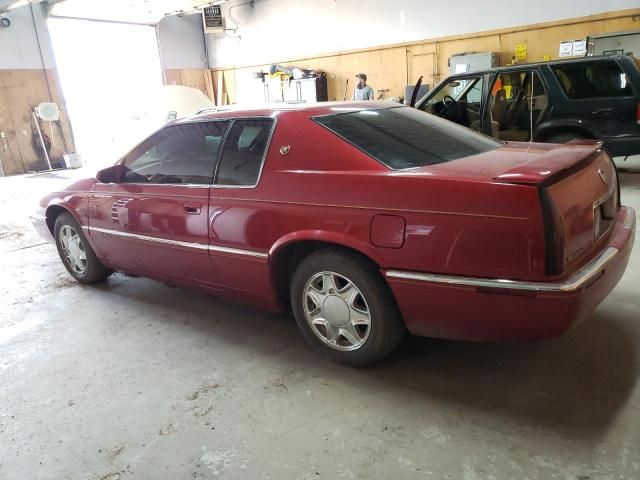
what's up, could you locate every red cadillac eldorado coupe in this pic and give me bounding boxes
[32,102,635,366]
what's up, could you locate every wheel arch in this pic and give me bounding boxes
[45,203,75,235]
[268,231,383,307]
[535,121,596,142]
[44,202,92,250]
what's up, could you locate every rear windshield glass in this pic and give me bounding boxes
[552,60,634,99]
[314,106,500,170]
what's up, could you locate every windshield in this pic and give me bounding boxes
[314,106,500,170]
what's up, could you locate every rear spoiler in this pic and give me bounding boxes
[493,140,604,186]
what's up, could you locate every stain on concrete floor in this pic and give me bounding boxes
[1,170,639,479]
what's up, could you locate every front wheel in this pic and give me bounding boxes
[290,248,406,366]
[54,212,113,284]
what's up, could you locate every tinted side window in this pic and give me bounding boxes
[215,119,274,186]
[315,106,500,170]
[552,61,634,99]
[123,121,229,184]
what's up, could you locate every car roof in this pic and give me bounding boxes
[445,54,631,77]
[176,101,401,123]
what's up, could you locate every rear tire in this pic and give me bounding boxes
[54,212,113,284]
[290,248,405,367]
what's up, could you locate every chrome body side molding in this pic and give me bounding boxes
[86,226,268,259]
[208,244,269,259]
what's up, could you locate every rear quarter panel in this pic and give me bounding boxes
[210,114,548,296]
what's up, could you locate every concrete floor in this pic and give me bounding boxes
[1,169,639,480]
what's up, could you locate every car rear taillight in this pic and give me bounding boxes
[539,188,565,275]
[637,102,640,125]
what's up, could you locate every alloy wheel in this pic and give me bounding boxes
[58,225,87,275]
[302,271,372,351]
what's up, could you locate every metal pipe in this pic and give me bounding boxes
[32,110,52,171]
[201,13,210,69]
[155,22,167,85]
[48,14,155,26]
[30,2,54,102]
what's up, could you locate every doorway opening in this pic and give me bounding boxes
[48,18,164,170]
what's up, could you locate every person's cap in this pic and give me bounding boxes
[355,73,367,81]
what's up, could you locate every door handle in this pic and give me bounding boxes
[183,203,202,215]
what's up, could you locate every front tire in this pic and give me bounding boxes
[54,212,113,284]
[290,248,405,366]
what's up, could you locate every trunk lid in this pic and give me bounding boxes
[419,140,604,186]
[417,140,619,276]
[492,140,605,185]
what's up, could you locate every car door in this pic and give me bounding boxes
[205,118,276,302]
[486,68,549,142]
[88,120,229,287]
[419,75,485,131]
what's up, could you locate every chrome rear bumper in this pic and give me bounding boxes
[386,207,635,294]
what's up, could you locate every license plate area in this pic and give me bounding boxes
[593,190,617,242]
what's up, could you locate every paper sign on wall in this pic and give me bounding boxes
[559,39,587,57]
[515,44,527,59]
[559,41,573,57]
[572,39,587,56]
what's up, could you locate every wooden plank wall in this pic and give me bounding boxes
[165,8,640,105]
[0,69,75,176]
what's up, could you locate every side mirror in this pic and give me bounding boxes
[96,164,124,183]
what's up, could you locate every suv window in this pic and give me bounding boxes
[122,121,229,184]
[465,79,484,104]
[215,119,274,186]
[489,70,548,141]
[552,60,634,99]
[314,106,500,170]
[420,76,484,131]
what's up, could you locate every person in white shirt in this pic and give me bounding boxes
[352,73,374,101]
